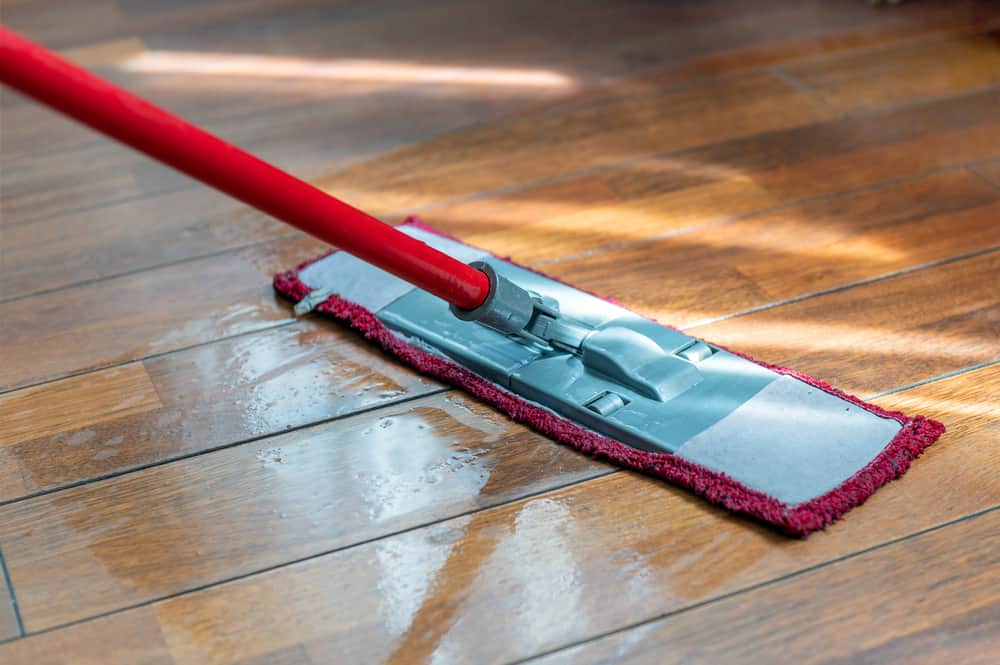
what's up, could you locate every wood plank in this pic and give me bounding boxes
[418,88,1000,263]
[688,251,1000,396]
[0,606,171,665]
[0,363,162,448]
[0,391,610,631]
[0,188,289,301]
[0,233,326,392]
[315,72,834,216]
[782,31,1000,111]
[532,510,1000,665]
[542,170,1000,328]
[0,318,441,502]
[2,363,993,663]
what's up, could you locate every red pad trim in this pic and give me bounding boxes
[273,220,944,536]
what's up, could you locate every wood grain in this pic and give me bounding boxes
[543,170,1000,328]
[0,234,326,392]
[1,364,993,663]
[0,318,441,502]
[0,391,609,631]
[0,363,161,448]
[782,31,1000,111]
[532,509,1000,665]
[418,88,1000,263]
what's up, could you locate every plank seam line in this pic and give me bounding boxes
[966,164,1000,193]
[512,503,1000,664]
[0,182,194,232]
[0,547,25,638]
[0,230,304,306]
[684,244,1000,329]
[767,65,842,116]
[0,387,451,508]
[0,356,991,641]
[868,358,1000,399]
[0,469,619,642]
[0,319,299,398]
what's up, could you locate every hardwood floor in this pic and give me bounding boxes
[1,1,998,663]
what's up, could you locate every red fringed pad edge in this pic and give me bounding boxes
[273,220,945,536]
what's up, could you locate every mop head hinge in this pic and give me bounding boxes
[449,261,716,403]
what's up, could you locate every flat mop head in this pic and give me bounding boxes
[274,219,944,536]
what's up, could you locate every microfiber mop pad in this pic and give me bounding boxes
[274,219,945,536]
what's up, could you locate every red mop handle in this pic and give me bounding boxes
[0,26,491,310]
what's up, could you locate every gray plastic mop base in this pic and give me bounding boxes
[299,228,903,506]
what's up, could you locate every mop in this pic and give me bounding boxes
[0,27,944,535]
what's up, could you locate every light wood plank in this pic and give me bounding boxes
[0,606,170,665]
[544,170,1000,328]
[782,32,1000,111]
[689,251,1000,396]
[0,391,609,631]
[0,234,329,392]
[418,88,1000,263]
[0,318,440,501]
[0,363,162,448]
[2,363,993,663]
[532,510,1000,665]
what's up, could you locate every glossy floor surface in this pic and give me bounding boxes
[1,1,999,663]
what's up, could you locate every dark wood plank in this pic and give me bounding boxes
[782,30,1000,112]
[1,363,993,663]
[542,170,1000,328]
[0,391,609,631]
[532,509,1000,665]
[0,318,442,502]
[0,234,325,392]
[417,89,1000,263]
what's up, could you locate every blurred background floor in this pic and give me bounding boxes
[1,1,998,663]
